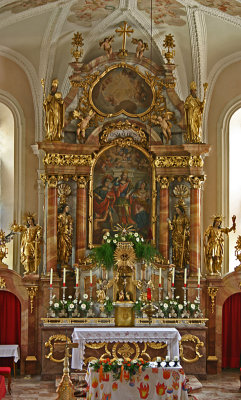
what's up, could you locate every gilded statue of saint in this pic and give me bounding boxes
[43,79,65,141]
[204,215,236,275]
[169,203,190,270]
[184,81,208,143]
[57,203,73,267]
[11,214,42,274]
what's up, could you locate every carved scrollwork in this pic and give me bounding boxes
[100,121,148,148]
[179,334,204,363]
[45,335,71,363]
[155,156,204,168]
[44,154,93,167]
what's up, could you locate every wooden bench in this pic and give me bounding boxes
[0,367,11,394]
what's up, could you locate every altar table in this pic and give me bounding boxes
[0,345,20,378]
[86,364,188,400]
[72,327,181,370]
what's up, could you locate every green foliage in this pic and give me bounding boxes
[89,358,150,381]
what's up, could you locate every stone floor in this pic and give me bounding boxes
[2,369,241,399]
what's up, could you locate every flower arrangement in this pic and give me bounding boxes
[133,299,145,317]
[91,227,162,270]
[78,294,91,316]
[49,294,91,317]
[159,296,202,318]
[104,297,114,316]
[89,358,150,382]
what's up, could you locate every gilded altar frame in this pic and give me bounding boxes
[88,140,156,248]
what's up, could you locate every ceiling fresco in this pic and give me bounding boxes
[137,0,186,26]
[0,0,60,14]
[68,0,119,27]
[195,0,241,17]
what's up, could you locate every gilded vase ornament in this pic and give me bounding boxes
[57,204,73,267]
[11,213,42,274]
[184,81,208,143]
[203,215,236,275]
[42,78,65,141]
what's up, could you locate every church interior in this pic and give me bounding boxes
[0,0,241,399]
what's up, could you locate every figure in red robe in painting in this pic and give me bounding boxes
[93,175,116,231]
[113,171,135,225]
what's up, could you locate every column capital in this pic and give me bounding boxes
[157,176,174,189]
[189,175,206,189]
[73,175,88,188]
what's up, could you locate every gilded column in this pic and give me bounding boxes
[75,176,87,262]
[46,175,58,273]
[189,176,205,276]
[158,177,170,260]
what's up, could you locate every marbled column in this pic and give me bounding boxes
[75,176,87,262]
[158,177,170,260]
[189,176,204,276]
[46,176,58,273]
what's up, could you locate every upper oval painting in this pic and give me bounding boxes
[89,64,155,118]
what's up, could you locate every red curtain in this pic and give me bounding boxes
[0,291,21,345]
[222,292,241,368]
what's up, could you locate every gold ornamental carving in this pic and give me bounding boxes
[45,175,58,188]
[71,31,83,62]
[57,183,71,205]
[112,343,138,360]
[155,156,203,168]
[100,121,148,148]
[179,334,204,363]
[208,287,219,313]
[44,154,93,167]
[26,286,38,313]
[45,335,72,363]
[0,277,6,288]
[189,175,206,189]
[115,21,134,57]
[73,175,88,189]
[157,176,174,189]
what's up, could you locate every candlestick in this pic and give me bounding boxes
[63,268,66,285]
[76,267,79,287]
[184,268,187,286]
[159,268,162,284]
[172,267,175,285]
[50,268,53,286]
[198,267,201,286]
[171,286,175,299]
[158,284,163,302]
[90,269,92,284]
[147,287,151,301]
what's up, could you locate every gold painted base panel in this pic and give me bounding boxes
[115,306,134,327]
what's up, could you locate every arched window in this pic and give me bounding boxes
[229,108,241,272]
[0,103,14,267]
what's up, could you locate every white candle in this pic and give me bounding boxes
[156,356,161,363]
[90,269,92,284]
[198,268,201,286]
[76,268,79,286]
[63,268,66,284]
[172,267,175,285]
[174,356,179,362]
[166,355,170,362]
[50,268,53,285]
[106,270,108,280]
[184,268,187,285]
[159,268,162,285]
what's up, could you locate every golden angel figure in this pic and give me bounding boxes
[42,79,65,141]
[184,81,208,143]
[204,215,236,275]
[11,214,42,274]
[57,203,73,266]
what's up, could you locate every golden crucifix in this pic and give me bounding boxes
[115,21,134,56]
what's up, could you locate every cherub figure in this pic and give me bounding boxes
[151,111,173,143]
[99,36,114,57]
[132,38,148,59]
[73,109,95,141]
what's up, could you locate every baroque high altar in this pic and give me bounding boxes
[2,26,235,380]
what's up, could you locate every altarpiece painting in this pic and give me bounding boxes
[90,145,153,245]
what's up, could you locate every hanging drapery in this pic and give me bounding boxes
[222,292,241,368]
[0,291,21,345]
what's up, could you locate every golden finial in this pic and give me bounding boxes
[163,34,175,64]
[71,32,84,62]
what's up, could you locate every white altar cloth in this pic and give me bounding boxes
[0,345,20,363]
[71,327,181,370]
